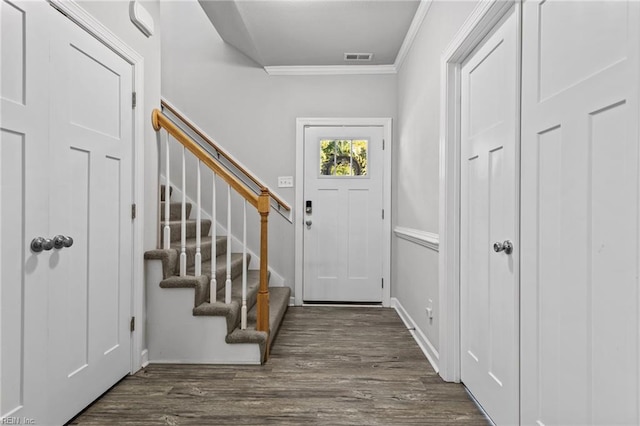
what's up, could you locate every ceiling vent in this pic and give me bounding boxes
[344,53,373,62]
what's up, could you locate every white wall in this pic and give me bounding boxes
[393,0,478,364]
[76,0,162,252]
[160,0,397,293]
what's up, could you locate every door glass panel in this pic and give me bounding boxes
[319,139,368,177]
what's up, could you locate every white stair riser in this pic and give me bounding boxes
[145,259,262,364]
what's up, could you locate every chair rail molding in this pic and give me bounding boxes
[393,226,439,252]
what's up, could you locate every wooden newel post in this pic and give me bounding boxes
[256,190,270,336]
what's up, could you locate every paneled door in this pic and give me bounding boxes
[1,0,51,421]
[303,126,384,302]
[459,7,519,425]
[521,1,640,424]
[1,2,134,424]
[47,8,133,425]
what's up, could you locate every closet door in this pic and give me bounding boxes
[459,7,520,425]
[1,2,134,424]
[1,1,51,421]
[521,1,640,424]
[47,8,134,425]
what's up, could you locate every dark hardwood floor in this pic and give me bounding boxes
[69,307,488,425]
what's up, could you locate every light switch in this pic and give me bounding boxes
[278,176,293,188]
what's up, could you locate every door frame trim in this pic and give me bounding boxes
[295,118,392,306]
[48,0,146,373]
[438,0,518,383]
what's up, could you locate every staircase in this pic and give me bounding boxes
[144,187,290,364]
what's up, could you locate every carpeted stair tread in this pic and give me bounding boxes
[192,270,261,334]
[225,286,291,362]
[144,249,178,280]
[187,253,249,292]
[161,219,212,243]
[159,273,208,289]
[160,201,192,221]
[158,274,209,309]
[169,236,226,270]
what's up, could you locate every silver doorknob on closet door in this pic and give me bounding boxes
[53,235,74,249]
[305,220,312,229]
[31,237,54,253]
[493,240,513,255]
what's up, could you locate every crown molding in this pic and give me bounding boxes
[393,0,434,72]
[264,64,397,76]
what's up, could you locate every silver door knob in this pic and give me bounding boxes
[53,235,74,249]
[305,220,312,229]
[31,237,54,253]
[493,240,513,255]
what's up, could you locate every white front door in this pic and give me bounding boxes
[459,7,519,425]
[303,126,384,302]
[47,9,133,424]
[1,3,133,424]
[521,1,640,424]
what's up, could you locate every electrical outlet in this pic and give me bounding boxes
[277,176,293,188]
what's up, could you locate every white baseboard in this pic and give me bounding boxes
[289,296,296,306]
[391,297,440,373]
[140,349,149,369]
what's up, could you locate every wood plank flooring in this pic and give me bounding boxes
[69,307,488,425]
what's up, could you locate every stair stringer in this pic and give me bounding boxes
[162,177,287,288]
[145,259,262,364]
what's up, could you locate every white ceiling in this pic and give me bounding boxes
[198,0,421,68]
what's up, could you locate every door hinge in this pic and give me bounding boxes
[131,203,137,219]
[382,209,385,219]
[132,92,137,109]
[130,316,135,332]
[383,139,385,150]
[382,278,384,288]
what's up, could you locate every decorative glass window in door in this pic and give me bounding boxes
[319,139,368,176]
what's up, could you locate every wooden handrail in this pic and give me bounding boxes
[153,109,261,210]
[153,108,271,345]
[160,100,291,213]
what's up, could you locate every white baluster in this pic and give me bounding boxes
[195,160,202,277]
[241,199,247,330]
[179,146,187,276]
[163,133,170,249]
[225,184,232,304]
[210,172,217,302]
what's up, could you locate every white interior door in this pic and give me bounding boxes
[47,9,133,425]
[460,7,519,425]
[1,0,50,421]
[521,1,640,425]
[1,2,133,424]
[303,126,384,302]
